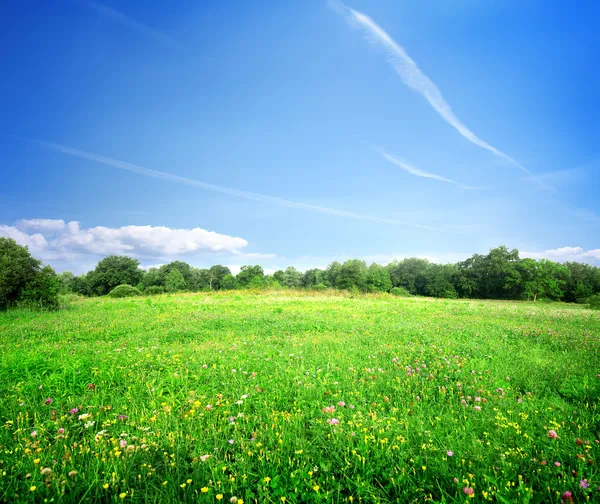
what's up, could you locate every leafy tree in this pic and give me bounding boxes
[366,263,392,292]
[221,274,237,290]
[58,271,75,293]
[423,264,457,299]
[387,258,431,295]
[159,261,194,289]
[190,268,211,291]
[142,268,162,289]
[336,259,368,291]
[20,265,60,309]
[71,275,91,296]
[0,237,42,309]
[208,265,231,290]
[87,256,143,296]
[165,269,186,292]
[325,261,342,288]
[563,262,600,302]
[518,259,569,301]
[273,270,285,284]
[283,267,303,288]
[236,265,265,288]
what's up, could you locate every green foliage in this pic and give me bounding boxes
[336,259,368,291]
[221,274,237,290]
[87,256,143,296]
[366,263,392,292]
[108,284,142,298]
[19,265,60,309]
[312,283,328,291]
[390,286,412,297]
[282,266,303,288]
[236,265,265,288]
[145,286,165,295]
[588,294,600,310]
[0,237,42,309]
[387,258,431,295]
[0,238,59,310]
[165,269,186,292]
[58,271,75,293]
[208,265,231,290]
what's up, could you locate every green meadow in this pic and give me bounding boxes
[1,291,599,503]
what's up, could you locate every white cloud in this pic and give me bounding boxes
[380,151,474,189]
[17,219,67,231]
[31,139,465,234]
[0,220,254,267]
[522,247,600,264]
[331,2,546,186]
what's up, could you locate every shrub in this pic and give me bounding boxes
[312,284,328,292]
[145,286,165,296]
[588,294,600,310]
[390,287,413,297]
[19,266,60,310]
[109,285,141,298]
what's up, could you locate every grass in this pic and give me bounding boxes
[1,291,599,503]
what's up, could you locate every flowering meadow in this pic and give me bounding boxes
[1,291,599,503]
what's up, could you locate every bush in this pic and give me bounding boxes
[109,285,142,298]
[312,284,328,292]
[588,294,600,310]
[19,266,60,310]
[145,286,165,296]
[390,287,413,297]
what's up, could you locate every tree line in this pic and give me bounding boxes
[2,237,600,310]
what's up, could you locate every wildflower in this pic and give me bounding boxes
[323,406,335,414]
[41,467,52,475]
[561,491,574,503]
[554,462,561,467]
[349,404,355,409]
[120,440,127,448]
[200,454,211,462]
[103,484,109,489]
[201,487,209,493]
[206,404,213,410]
[78,413,89,420]
[68,470,78,477]
[30,486,36,492]
[69,408,79,414]
[453,478,459,483]
[216,494,223,500]
[338,401,346,407]
[474,406,481,411]
[547,430,559,439]
[463,487,475,496]
[230,498,238,503]
[31,430,37,438]
[580,479,589,489]
[228,439,234,444]
[313,485,319,492]
[447,450,454,457]
[44,398,53,405]
[540,460,547,465]
[327,418,339,425]
[119,493,127,499]
[88,383,95,390]
[236,400,243,405]
[119,415,128,421]
[58,428,65,435]
[33,459,40,465]
[180,483,186,488]
[229,416,236,424]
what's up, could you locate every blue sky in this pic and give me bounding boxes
[1,0,599,273]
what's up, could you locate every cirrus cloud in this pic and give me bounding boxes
[521,247,600,264]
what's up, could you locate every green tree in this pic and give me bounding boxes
[87,256,143,296]
[273,270,285,284]
[366,263,392,292]
[283,267,303,288]
[336,259,368,291]
[221,274,237,290]
[20,265,60,309]
[387,258,431,295]
[0,238,42,309]
[207,265,231,290]
[58,271,75,293]
[236,265,265,288]
[158,261,194,289]
[142,268,162,289]
[518,259,569,301]
[325,261,342,288]
[165,269,186,292]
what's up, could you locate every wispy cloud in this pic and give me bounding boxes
[82,0,183,49]
[31,139,466,234]
[380,151,475,189]
[522,246,600,264]
[330,2,540,181]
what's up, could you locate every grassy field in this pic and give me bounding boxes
[1,291,599,503]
